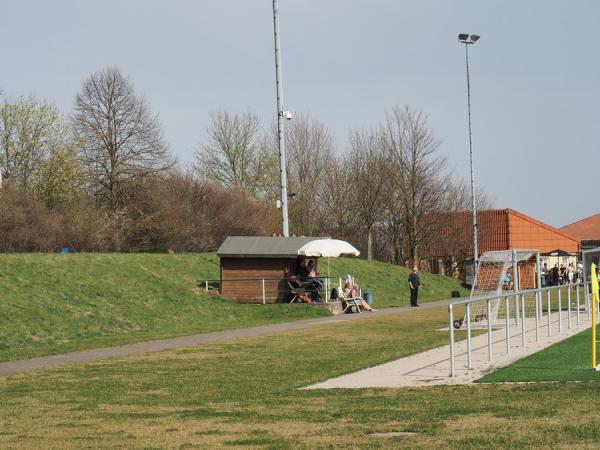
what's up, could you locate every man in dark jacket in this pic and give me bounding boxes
[408,266,422,307]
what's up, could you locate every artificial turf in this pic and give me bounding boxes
[478,325,600,383]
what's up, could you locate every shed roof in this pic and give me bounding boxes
[217,236,325,258]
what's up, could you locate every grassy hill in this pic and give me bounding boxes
[0,253,469,362]
[326,257,470,308]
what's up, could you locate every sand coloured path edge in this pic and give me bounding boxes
[305,310,592,388]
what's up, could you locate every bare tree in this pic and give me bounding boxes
[194,111,276,197]
[73,66,172,208]
[283,115,334,235]
[345,128,391,261]
[383,106,447,266]
[318,155,357,240]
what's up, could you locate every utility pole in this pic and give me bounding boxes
[458,33,480,271]
[272,0,290,237]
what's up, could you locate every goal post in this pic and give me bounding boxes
[466,249,539,328]
[583,247,600,370]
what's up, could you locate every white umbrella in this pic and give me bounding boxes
[297,239,360,257]
[298,239,360,302]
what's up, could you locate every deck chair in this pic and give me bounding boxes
[288,281,312,303]
[341,291,363,313]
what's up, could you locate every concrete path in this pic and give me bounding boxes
[0,298,453,377]
[306,310,591,389]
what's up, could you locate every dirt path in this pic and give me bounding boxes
[0,299,454,377]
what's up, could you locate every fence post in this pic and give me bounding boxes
[262,279,266,305]
[505,296,510,354]
[567,285,572,329]
[558,288,562,333]
[583,264,590,319]
[487,300,493,362]
[449,304,456,377]
[521,293,526,348]
[466,302,472,370]
[513,250,520,326]
[577,284,581,325]
[205,280,209,292]
[535,289,540,342]
[535,252,542,336]
[547,289,551,336]
[535,252,542,289]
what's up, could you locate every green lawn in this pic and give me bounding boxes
[0,253,329,362]
[327,257,470,308]
[478,325,600,383]
[0,253,468,362]
[1,306,599,449]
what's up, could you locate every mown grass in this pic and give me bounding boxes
[1,306,600,449]
[0,253,468,363]
[478,325,600,383]
[0,253,329,362]
[327,257,470,308]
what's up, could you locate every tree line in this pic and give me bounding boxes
[0,66,491,266]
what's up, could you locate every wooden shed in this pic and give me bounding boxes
[216,236,324,303]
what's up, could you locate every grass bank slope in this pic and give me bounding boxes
[0,253,468,362]
[0,253,327,362]
[327,257,470,308]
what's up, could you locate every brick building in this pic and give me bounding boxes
[424,208,579,279]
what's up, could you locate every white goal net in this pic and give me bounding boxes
[467,250,538,327]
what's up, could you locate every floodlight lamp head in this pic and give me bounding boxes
[458,33,469,42]
[470,34,480,43]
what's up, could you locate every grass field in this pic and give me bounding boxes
[2,305,600,449]
[0,253,469,362]
[478,325,600,383]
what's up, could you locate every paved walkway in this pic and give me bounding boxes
[0,299,454,377]
[305,310,592,389]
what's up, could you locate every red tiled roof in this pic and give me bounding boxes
[560,213,600,241]
[423,208,580,258]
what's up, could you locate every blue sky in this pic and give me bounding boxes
[1,0,598,227]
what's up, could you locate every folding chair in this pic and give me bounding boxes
[288,281,311,303]
[341,291,363,313]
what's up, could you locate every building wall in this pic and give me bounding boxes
[220,257,293,303]
[423,209,579,286]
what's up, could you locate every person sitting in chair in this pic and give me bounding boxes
[307,259,323,287]
[343,281,376,312]
[502,273,513,290]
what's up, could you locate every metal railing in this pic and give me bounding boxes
[197,275,362,304]
[448,281,590,377]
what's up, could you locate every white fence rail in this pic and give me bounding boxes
[448,281,590,377]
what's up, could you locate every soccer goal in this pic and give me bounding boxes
[582,247,600,370]
[461,249,539,328]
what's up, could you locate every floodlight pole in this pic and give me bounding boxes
[460,34,480,272]
[272,0,290,237]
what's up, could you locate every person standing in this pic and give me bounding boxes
[567,264,574,284]
[408,266,421,307]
